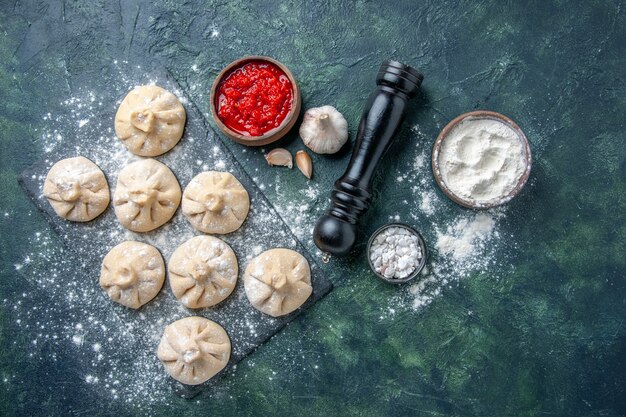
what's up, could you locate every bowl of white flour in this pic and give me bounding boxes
[432,110,532,209]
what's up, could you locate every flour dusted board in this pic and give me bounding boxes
[19,62,332,398]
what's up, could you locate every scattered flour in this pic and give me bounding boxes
[418,190,436,216]
[9,61,328,410]
[388,125,516,312]
[400,209,504,311]
[435,212,496,260]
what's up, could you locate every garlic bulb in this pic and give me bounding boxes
[299,105,348,154]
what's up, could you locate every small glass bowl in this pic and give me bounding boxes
[366,223,428,284]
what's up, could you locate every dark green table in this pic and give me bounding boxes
[1,1,625,416]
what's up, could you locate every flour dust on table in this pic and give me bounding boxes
[386,129,518,312]
[18,60,332,402]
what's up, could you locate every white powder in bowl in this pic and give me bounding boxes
[369,226,424,280]
[438,117,528,204]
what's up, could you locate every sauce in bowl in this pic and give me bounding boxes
[215,60,294,137]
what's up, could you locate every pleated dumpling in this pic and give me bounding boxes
[157,317,231,385]
[168,236,238,308]
[181,171,249,234]
[43,156,110,222]
[115,85,186,157]
[113,159,181,232]
[244,248,312,317]
[99,241,165,309]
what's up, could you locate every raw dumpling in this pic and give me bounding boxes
[100,241,165,309]
[181,171,249,234]
[115,85,186,157]
[168,236,238,309]
[113,159,181,232]
[157,316,231,385]
[244,248,312,317]
[43,156,110,222]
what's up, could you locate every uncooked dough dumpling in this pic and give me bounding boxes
[182,171,249,234]
[115,85,186,157]
[157,316,231,385]
[100,241,165,309]
[168,236,238,308]
[113,159,181,232]
[43,156,110,222]
[244,248,312,317]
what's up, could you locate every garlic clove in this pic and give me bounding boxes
[299,105,348,154]
[295,150,313,179]
[265,148,293,168]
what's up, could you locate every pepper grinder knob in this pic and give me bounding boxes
[313,61,423,258]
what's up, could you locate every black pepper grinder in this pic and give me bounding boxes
[313,61,423,260]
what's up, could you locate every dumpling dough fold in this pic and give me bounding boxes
[115,85,186,157]
[182,171,249,234]
[244,248,312,317]
[100,241,165,309]
[43,156,110,222]
[168,235,238,308]
[113,159,181,232]
[157,316,231,385]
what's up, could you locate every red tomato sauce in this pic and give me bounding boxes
[215,60,293,137]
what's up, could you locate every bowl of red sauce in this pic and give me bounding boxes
[210,56,301,146]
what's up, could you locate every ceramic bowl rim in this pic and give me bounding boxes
[366,222,428,284]
[431,110,532,209]
[210,55,302,147]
